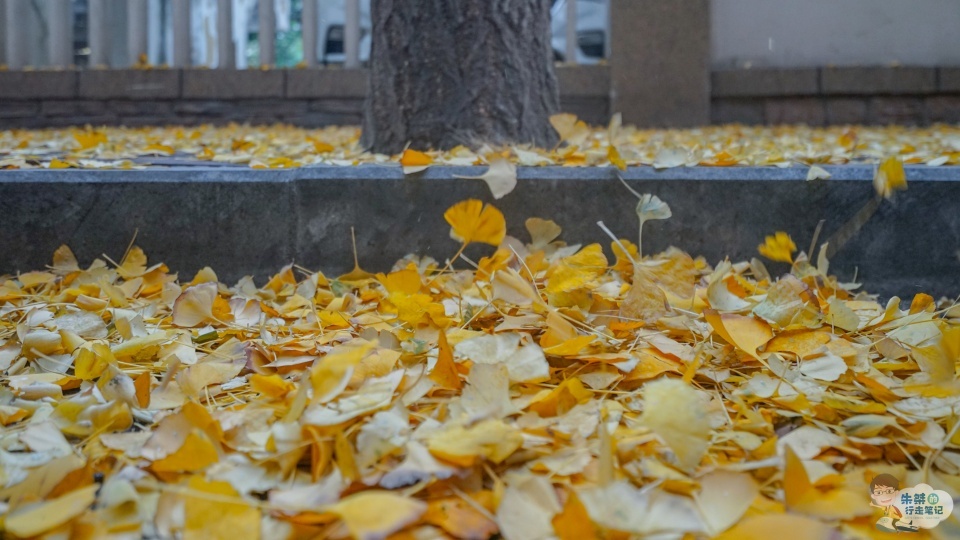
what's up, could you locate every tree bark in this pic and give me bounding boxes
[362,0,560,154]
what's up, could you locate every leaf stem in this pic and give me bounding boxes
[428,242,468,287]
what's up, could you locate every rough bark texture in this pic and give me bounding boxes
[362,0,560,153]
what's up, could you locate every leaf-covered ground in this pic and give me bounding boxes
[2,115,960,170]
[1,169,959,539]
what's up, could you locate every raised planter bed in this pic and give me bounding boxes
[2,165,959,299]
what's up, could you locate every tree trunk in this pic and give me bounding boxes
[362,0,560,154]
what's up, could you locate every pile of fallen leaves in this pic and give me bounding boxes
[2,114,960,170]
[1,163,959,539]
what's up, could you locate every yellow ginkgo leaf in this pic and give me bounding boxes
[546,243,608,295]
[696,470,758,536]
[704,309,773,360]
[377,266,422,295]
[528,377,593,417]
[757,231,796,263]
[250,373,294,399]
[607,145,627,171]
[310,139,335,153]
[550,113,590,146]
[783,447,870,520]
[327,490,427,540]
[172,282,219,327]
[874,156,907,199]
[310,339,378,403]
[74,130,107,150]
[4,484,99,537]
[542,334,596,357]
[49,158,73,169]
[429,330,462,390]
[51,244,80,274]
[715,514,833,540]
[424,494,499,539]
[184,476,261,540]
[444,199,506,246]
[151,429,219,473]
[525,217,563,249]
[639,378,711,471]
[427,419,523,467]
[552,489,599,540]
[144,143,175,155]
[400,148,433,174]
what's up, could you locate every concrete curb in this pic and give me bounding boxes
[2,166,959,299]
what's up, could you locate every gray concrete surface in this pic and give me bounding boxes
[2,165,959,300]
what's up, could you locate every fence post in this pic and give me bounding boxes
[0,0,6,67]
[88,0,108,67]
[128,0,149,66]
[610,0,711,127]
[302,0,317,66]
[259,0,275,66]
[49,0,74,68]
[565,0,577,64]
[4,0,26,69]
[172,0,191,67]
[344,0,360,68]
[217,0,234,68]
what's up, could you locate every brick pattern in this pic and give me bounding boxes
[714,96,959,126]
[712,66,960,126]
[0,67,609,129]
[0,66,955,129]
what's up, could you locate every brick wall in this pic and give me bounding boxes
[2,65,958,129]
[713,67,960,125]
[0,66,611,129]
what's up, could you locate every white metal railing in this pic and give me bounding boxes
[1,0,594,71]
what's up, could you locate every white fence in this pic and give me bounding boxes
[1,0,594,70]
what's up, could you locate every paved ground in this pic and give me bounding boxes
[3,164,959,299]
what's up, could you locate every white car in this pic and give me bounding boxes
[316,0,608,65]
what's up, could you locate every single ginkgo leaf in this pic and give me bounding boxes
[715,514,833,540]
[553,489,599,540]
[704,309,773,361]
[429,330,462,390]
[528,377,593,416]
[51,245,80,274]
[151,429,219,473]
[806,165,831,181]
[184,476,261,540]
[549,113,590,146]
[607,145,627,171]
[783,447,869,520]
[757,231,796,263]
[491,267,543,307]
[172,282,219,327]
[696,470,758,536]
[423,493,499,539]
[327,490,427,540]
[874,156,907,199]
[4,484,99,538]
[653,147,688,169]
[639,378,711,471]
[400,148,433,174]
[619,180,672,258]
[525,217,562,249]
[454,159,517,199]
[444,199,506,246]
[427,419,524,467]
